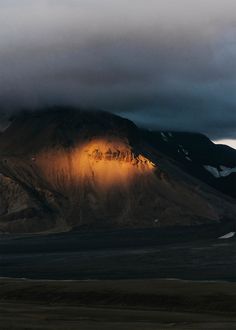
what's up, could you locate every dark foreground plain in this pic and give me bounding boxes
[0,227,235,329]
[1,278,236,330]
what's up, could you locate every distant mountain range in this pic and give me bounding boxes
[0,107,235,234]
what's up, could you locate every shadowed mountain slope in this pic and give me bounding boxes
[0,107,235,233]
[142,130,236,198]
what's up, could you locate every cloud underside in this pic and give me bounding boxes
[0,0,236,140]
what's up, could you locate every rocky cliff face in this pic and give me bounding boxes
[0,108,235,234]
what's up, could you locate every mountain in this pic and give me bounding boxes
[141,130,236,199]
[0,107,235,234]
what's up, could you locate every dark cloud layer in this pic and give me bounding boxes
[0,0,236,143]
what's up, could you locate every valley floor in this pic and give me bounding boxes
[1,227,236,281]
[0,279,236,330]
[1,227,235,329]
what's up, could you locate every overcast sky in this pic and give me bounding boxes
[0,0,236,147]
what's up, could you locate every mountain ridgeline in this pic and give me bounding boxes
[0,108,235,234]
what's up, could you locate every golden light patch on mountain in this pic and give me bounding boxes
[35,138,155,191]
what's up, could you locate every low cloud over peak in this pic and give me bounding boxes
[0,0,236,142]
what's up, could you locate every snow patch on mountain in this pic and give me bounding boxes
[161,132,168,142]
[218,232,235,239]
[204,165,236,178]
[177,145,192,161]
[185,156,192,161]
[0,114,12,133]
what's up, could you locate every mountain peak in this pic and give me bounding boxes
[0,108,235,233]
